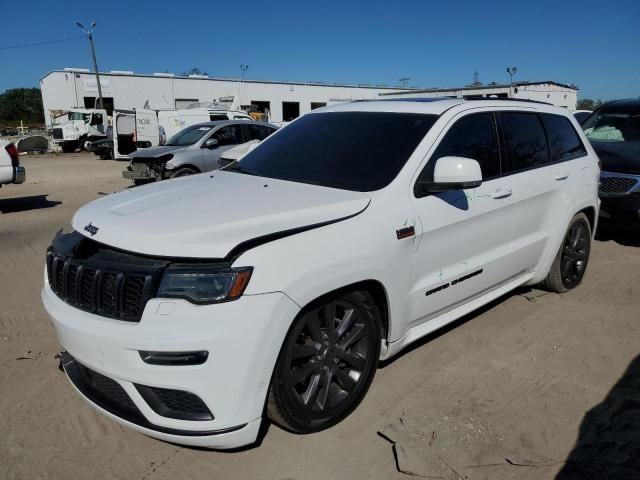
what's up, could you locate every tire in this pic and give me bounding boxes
[267,290,381,433]
[540,212,592,293]
[170,167,198,178]
[133,179,153,186]
[61,142,78,153]
[81,139,92,151]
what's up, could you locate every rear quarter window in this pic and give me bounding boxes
[541,113,587,162]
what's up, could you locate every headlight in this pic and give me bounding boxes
[157,267,252,304]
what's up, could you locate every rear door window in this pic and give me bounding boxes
[501,112,550,173]
[245,124,272,141]
[426,113,501,180]
[540,114,587,162]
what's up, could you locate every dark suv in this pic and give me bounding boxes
[583,99,640,220]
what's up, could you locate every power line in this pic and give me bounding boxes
[0,35,85,51]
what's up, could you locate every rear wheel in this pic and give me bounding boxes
[540,212,592,293]
[267,290,381,433]
[170,167,198,178]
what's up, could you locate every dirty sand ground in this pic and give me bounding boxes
[1,153,639,479]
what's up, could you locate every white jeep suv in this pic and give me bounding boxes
[43,99,599,449]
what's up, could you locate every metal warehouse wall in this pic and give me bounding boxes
[40,71,409,125]
[381,83,578,110]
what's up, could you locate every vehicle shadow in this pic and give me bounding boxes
[556,354,640,479]
[595,221,640,247]
[0,194,62,214]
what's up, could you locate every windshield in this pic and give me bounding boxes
[236,112,438,191]
[583,108,640,143]
[69,112,90,122]
[166,125,213,146]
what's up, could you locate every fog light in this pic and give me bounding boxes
[139,350,209,366]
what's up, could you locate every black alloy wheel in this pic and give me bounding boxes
[268,290,381,433]
[560,219,590,289]
[541,212,592,293]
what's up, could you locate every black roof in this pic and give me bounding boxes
[598,98,640,112]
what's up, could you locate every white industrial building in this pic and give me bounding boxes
[40,69,415,126]
[380,81,578,109]
[40,69,579,127]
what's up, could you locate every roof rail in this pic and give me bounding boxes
[464,97,553,106]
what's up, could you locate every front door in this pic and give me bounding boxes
[203,124,245,171]
[408,111,519,327]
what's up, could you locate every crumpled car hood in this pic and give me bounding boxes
[72,171,370,259]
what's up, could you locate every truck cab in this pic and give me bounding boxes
[51,108,108,153]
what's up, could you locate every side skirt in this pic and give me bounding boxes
[380,271,534,361]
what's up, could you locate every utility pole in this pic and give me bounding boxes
[240,64,249,107]
[506,66,518,97]
[75,21,103,109]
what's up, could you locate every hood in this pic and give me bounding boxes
[72,171,370,259]
[130,145,186,160]
[591,141,640,175]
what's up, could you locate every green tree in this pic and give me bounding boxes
[0,87,44,125]
[577,98,607,111]
[180,67,208,76]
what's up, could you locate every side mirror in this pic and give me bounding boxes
[415,156,483,196]
[204,138,219,149]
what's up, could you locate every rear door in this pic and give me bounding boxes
[499,111,587,274]
[203,124,246,171]
[113,111,136,159]
[408,111,519,327]
[134,109,159,149]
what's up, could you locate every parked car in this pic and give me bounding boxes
[122,120,277,184]
[582,99,640,220]
[43,98,598,449]
[0,140,26,187]
[573,109,592,124]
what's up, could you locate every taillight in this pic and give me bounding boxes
[5,143,19,166]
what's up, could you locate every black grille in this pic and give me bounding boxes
[52,128,63,139]
[136,384,213,421]
[47,251,154,322]
[600,176,638,194]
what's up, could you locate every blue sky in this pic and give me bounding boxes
[1,0,638,100]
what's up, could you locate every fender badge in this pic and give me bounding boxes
[84,222,99,236]
[396,226,415,240]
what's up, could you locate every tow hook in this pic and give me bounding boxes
[54,351,66,372]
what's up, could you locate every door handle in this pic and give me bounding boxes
[492,187,512,199]
[554,172,570,181]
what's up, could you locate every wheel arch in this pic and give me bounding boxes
[577,205,597,236]
[294,279,390,341]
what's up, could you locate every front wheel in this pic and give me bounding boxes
[61,142,78,153]
[267,290,381,433]
[540,212,592,293]
[170,167,198,178]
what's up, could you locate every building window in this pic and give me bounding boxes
[175,98,198,109]
[311,102,326,110]
[251,101,271,114]
[282,102,300,122]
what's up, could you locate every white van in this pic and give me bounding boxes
[92,108,253,160]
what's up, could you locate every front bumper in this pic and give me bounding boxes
[122,164,161,181]
[13,165,25,184]
[599,171,640,220]
[42,281,300,448]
